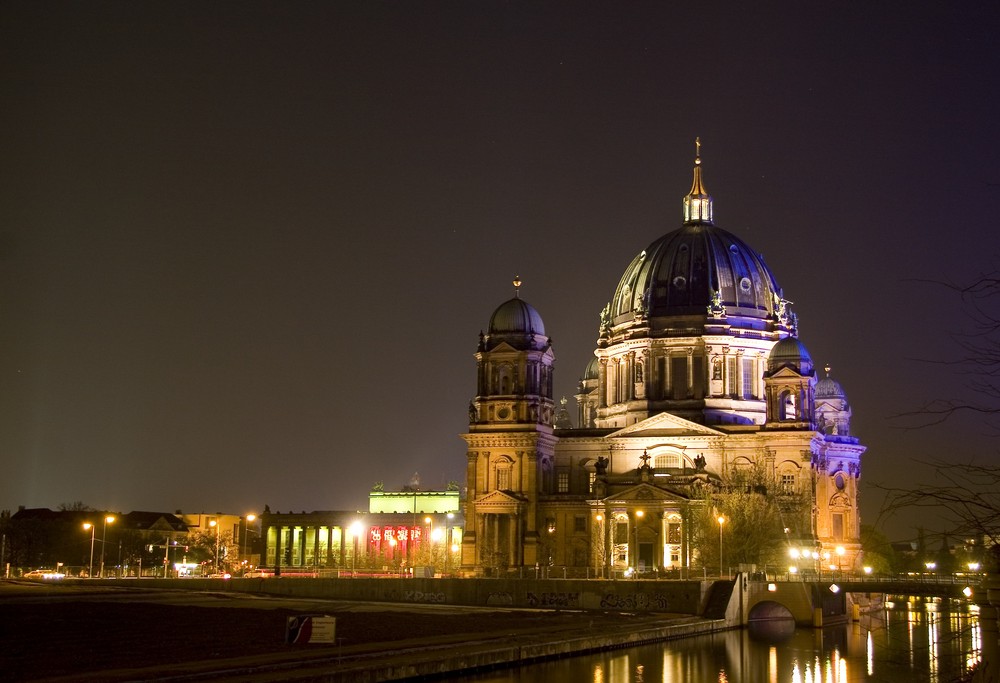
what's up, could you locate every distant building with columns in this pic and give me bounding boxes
[260,482,463,574]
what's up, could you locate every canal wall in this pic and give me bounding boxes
[95,576,711,615]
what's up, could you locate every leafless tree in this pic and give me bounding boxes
[894,269,1000,429]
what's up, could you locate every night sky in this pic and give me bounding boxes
[2,3,998,541]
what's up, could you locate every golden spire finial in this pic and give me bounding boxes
[513,275,521,297]
[683,138,712,223]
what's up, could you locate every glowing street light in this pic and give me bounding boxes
[835,546,846,576]
[445,512,455,574]
[99,515,115,578]
[717,516,726,578]
[596,514,605,577]
[424,516,434,564]
[82,523,96,578]
[209,519,220,574]
[634,510,644,573]
[243,514,256,567]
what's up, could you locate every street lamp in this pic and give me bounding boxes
[634,510,644,573]
[424,516,433,564]
[835,545,845,577]
[243,514,256,567]
[83,523,96,578]
[209,519,220,574]
[717,516,725,578]
[99,516,115,578]
[445,512,455,574]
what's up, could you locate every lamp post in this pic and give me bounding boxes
[243,514,256,567]
[596,514,605,578]
[835,545,846,577]
[209,519,221,574]
[634,510,644,573]
[445,512,454,574]
[424,516,433,565]
[99,515,115,578]
[717,515,725,578]
[83,523,96,578]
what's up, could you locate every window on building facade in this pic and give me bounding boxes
[832,513,844,541]
[496,465,511,492]
[668,522,682,544]
[742,357,754,398]
[781,473,795,493]
[574,516,586,533]
[671,356,687,399]
[654,453,679,469]
[557,471,569,493]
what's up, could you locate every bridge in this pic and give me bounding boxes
[729,574,982,626]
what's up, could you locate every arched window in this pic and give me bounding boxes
[653,452,680,469]
[779,389,797,420]
[495,459,513,492]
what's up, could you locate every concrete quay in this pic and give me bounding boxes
[50,611,725,683]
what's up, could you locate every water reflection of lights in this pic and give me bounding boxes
[969,620,982,671]
[928,609,939,681]
[574,600,979,683]
[794,649,852,683]
[867,630,874,676]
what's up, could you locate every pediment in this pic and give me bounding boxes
[600,482,692,504]
[610,411,724,438]
[767,367,813,381]
[474,489,527,511]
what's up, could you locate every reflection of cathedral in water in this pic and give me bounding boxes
[461,144,865,575]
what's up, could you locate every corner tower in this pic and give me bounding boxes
[461,279,556,573]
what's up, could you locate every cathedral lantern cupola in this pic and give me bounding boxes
[683,138,713,224]
[763,336,817,429]
[815,365,853,437]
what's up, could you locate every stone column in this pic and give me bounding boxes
[274,525,283,576]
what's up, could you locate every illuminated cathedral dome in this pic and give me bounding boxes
[482,278,549,353]
[488,297,545,337]
[600,143,794,342]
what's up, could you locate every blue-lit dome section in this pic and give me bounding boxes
[601,144,793,342]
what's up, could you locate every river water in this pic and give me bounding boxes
[451,597,981,682]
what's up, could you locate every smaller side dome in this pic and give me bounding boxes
[488,298,546,336]
[582,357,599,381]
[768,337,814,375]
[815,364,846,398]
